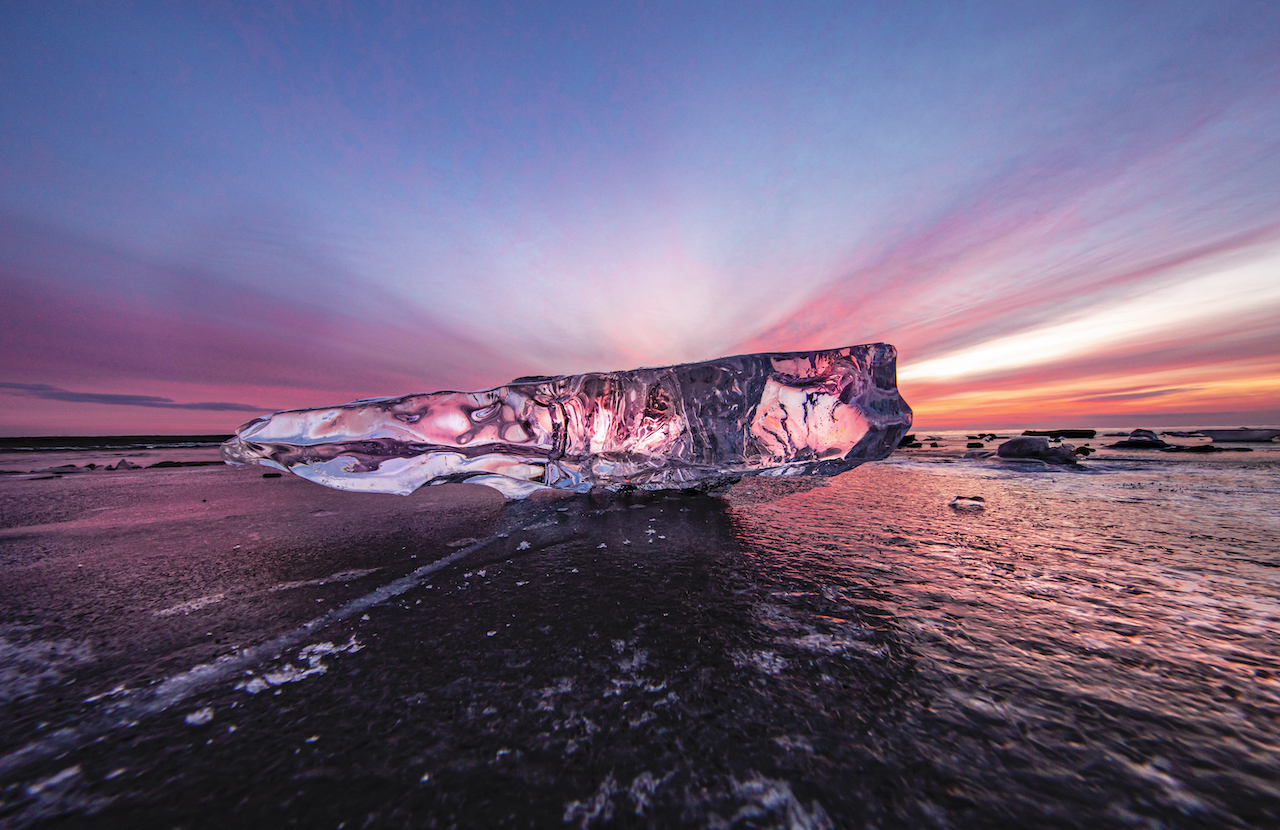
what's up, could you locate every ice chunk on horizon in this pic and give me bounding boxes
[221,343,912,498]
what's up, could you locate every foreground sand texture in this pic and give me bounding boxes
[1,457,1278,827]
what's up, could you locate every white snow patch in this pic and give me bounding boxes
[235,636,363,695]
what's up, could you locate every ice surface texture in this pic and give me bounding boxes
[221,344,912,498]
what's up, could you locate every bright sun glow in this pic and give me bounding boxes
[899,248,1280,383]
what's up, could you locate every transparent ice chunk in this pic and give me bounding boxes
[221,343,912,498]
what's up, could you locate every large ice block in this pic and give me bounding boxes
[221,344,912,498]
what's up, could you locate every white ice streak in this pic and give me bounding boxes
[154,593,225,617]
[267,568,381,593]
[235,637,363,694]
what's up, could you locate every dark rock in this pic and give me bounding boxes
[1022,429,1096,439]
[1106,429,1174,449]
[966,442,985,449]
[897,434,917,447]
[998,436,1082,463]
[262,472,283,478]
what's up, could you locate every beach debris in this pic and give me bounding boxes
[949,495,985,511]
[997,436,1086,463]
[220,344,912,499]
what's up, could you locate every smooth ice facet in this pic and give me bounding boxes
[221,343,912,497]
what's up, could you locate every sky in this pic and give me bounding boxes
[2,1,1279,435]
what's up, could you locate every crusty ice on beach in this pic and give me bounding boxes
[221,344,912,497]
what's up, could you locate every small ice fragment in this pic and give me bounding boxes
[487,630,498,637]
[304,735,319,743]
[517,541,531,550]
[185,707,214,726]
[949,496,986,512]
[597,543,607,548]
[26,766,80,795]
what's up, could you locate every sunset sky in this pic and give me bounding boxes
[2,1,1278,435]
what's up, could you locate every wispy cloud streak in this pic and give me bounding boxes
[0,383,266,413]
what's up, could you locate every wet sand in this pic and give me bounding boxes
[1,454,1278,828]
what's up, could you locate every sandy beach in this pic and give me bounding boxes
[1,439,1278,828]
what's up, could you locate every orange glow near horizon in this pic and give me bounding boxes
[903,356,1280,429]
